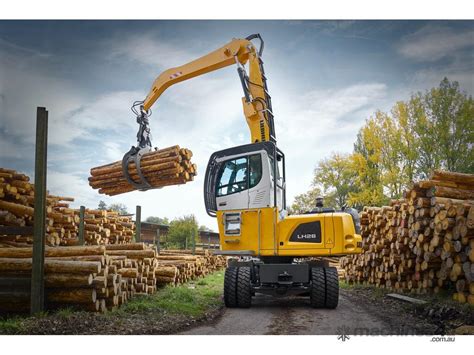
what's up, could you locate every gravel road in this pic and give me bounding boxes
[180,290,389,335]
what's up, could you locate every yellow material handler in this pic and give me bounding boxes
[125,34,362,308]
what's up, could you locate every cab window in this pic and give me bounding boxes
[217,154,262,197]
[217,157,248,196]
[249,154,262,188]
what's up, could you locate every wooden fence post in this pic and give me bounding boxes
[78,206,85,245]
[156,228,160,254]
[135,205,141,242]
[31,107,48,315]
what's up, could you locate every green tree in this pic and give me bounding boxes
[351,113,388,206]
[167,215,199,249]
[108,203,129,215]
[198,225,212,232]
[292,78,473,210]
[392,100,418,184]
[97,200,107,210]
[313,152,358,209]
[289,186,324,214]
[146,216,170,225]
[421,78,473,174]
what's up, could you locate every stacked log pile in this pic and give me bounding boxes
[0,246,118,313]
[74,209,135,246]
[88,145,197,196]
[0,168,78,246]
[0,168,136,247]
[155,249,227,286]
[104,243,158,295]
[0,244,227,313]
[341,170,474,305]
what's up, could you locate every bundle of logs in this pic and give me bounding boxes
[0,167,136,246]
[0,243,226,313]
[341,170,474,305]
[88,145,197,196]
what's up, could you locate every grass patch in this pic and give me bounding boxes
[119,271,224,318]
[0,317,25,334]
[55,307,76,318]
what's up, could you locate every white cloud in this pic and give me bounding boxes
[397,25,473,62]
[274,83,387,200]
[47,170,99,208]
[108,33,199,71]
[0,39,85,145]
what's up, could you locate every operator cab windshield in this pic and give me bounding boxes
[217,154,262,196]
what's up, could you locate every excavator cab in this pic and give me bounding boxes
[204,141,285,216]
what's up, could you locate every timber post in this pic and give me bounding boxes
[31,107,48,315]
[156,228,160,254]
[135,205,141,242]
[78,206,85,245]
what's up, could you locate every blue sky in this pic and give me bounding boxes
[0,20,472,229]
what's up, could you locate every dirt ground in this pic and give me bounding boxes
[181,287,474,335]
[2,282,472,335]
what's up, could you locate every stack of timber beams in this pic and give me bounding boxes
[341,170,474,305]
[88,145,197,196]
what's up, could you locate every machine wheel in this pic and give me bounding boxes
[224,267,238,308]
[236,267,252,308]
[324,267,339,309]
[310,267,325,308]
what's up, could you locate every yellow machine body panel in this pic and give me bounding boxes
[277,212,362,256]
[216,208,277,256]
[217,208,362,257]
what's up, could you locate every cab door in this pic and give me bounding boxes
[215,155,249,211]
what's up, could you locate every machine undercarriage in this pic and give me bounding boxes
[224,257,339,308]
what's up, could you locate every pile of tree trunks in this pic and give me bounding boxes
[0,246,120,313]
[74,209,135,246]
[104,243,158,295]
[155,249,227,286]
[0,243,227,313]
[88,145,197,196]
[0,168,77,246]
[0,167,137,247]
[341,170,474,305]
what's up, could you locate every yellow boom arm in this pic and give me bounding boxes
[140,34,276,143]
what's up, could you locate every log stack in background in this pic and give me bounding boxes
[73,209,135,246]
[155,249,227,286]
[0,168,135,247]
[0,168,78,247]
[88,145,197,196]
[341,170,474,305]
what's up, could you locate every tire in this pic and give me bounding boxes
[310,267,325,308]
[224,267,238,308]
[236,267,252,308]
[324,267,339,309]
